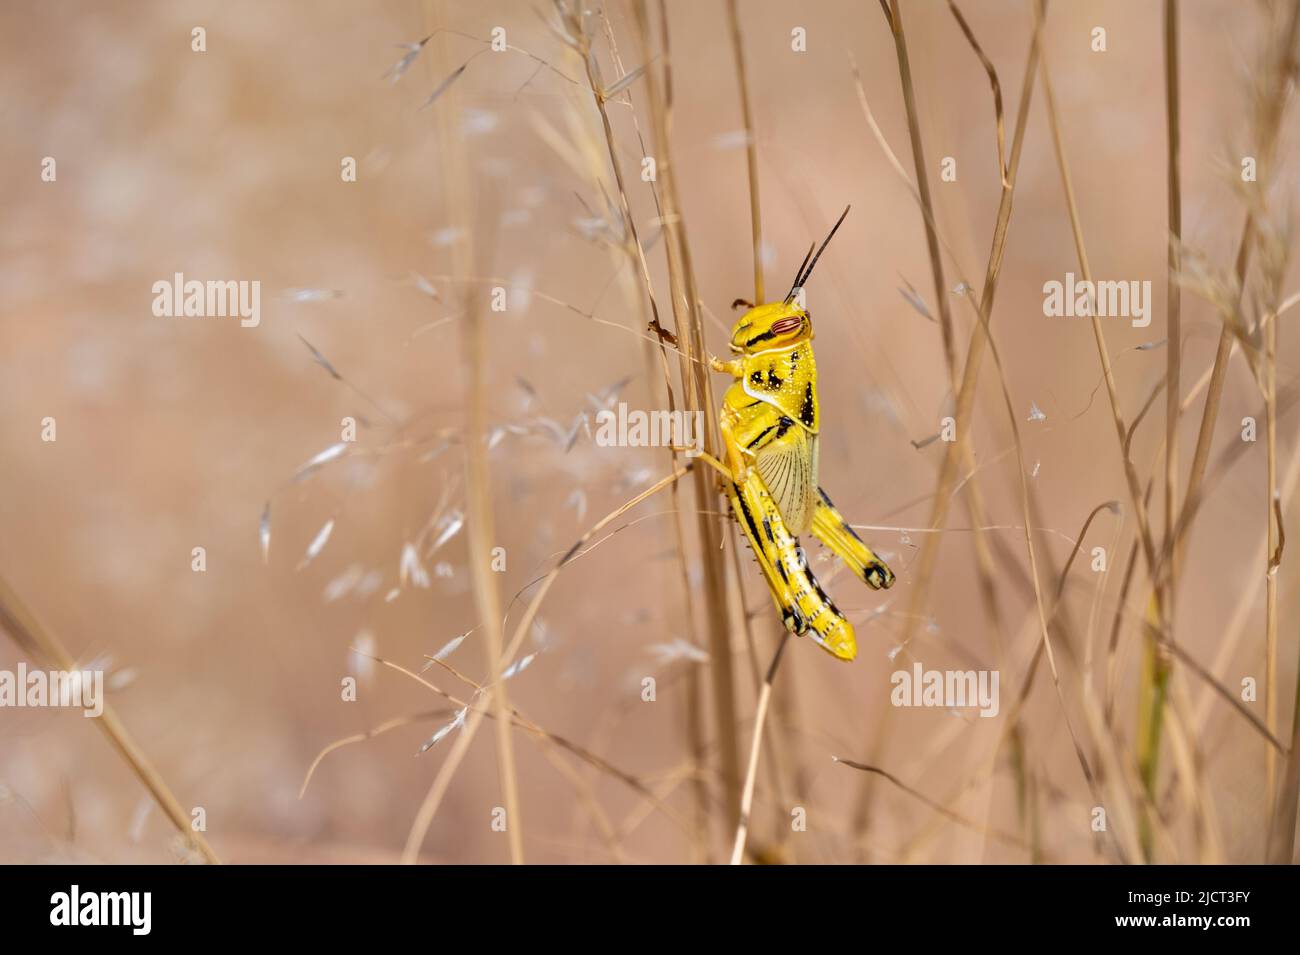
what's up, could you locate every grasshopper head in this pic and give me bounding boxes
[728,302,811,354]
[728,205,850,355]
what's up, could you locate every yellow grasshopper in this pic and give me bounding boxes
[710,207,894,661]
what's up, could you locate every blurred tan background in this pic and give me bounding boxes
[1,0,1297,864]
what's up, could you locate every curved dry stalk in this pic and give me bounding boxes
[1117,407,1287,772]
[850,4,1068,848]
[418,274,704,367]
[593,2,713,857]
[368,650,690,831]
[631,0,743,831]
[1174,2,1299,583]
[729,632,790,865]
[405,5,519,863]
[1104,371,1300,757]
[419,26,581,88]
[1269,623,1300,861]
[880,2,1016,711]
[1193,440,1300,734]
[885,0,955,377]
[880,0,1043,661]
[400,464,691,862]
[946,0,1007,186]
[1162,0,1182,596]
[959,293,1101,798]
[457,201,524,864]
[1038,36,1164,627]
[574,2,743,845]
[835,758,1029,851]
[872,315,1125,861]
[538,743,628,864]
[0,574,221,864]
[304,678,638,860]
[1037,18,1182,858]
[299,708,453,799]
[1265,272,1281,811]
[726,0,764,303]
[575,9,670,350]
[1154,638,1285,752]
[1161,6,1300,838]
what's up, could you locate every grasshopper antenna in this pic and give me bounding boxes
[786,205,851,302]
[784,243,815,303]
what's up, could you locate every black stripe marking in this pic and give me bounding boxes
[799,381,816,427]
[745,425,775,449]
[812,576,835,607]
[733,484,765,550]
[818,488,866,542]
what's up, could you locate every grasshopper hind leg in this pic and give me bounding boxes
[811,487,895,590]
[727,474,857,661]
[725,480,806,636]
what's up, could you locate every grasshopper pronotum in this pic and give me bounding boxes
[710,207,894,661]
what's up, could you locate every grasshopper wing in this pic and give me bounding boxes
[755,425,819,535]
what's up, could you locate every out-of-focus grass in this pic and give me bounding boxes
[0,0,1297,865]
